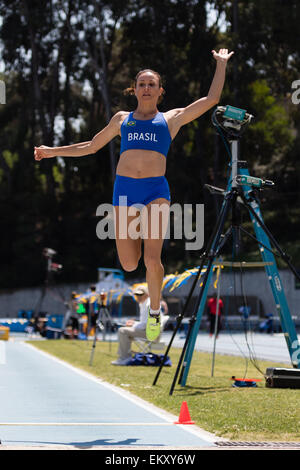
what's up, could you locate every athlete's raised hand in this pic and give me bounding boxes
[212,48,234,63]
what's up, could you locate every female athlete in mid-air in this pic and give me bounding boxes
[34,48,234,341]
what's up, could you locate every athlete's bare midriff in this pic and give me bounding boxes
[116,149,166,178]
[116,111,168,178]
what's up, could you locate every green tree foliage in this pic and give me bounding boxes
[0,0,299,289]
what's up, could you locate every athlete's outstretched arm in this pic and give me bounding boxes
[167,49,234,135]
[34,111,125,161]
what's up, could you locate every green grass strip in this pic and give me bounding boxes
[29,339,300,442]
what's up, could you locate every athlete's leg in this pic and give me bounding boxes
[142,198,170,311]
[114,205,142,272]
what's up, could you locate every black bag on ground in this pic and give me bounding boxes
[130,353,172,366]
[265,367,300,389]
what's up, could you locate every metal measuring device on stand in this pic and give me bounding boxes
[153,105,300,395]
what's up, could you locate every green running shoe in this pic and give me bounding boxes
[146,308,161,341]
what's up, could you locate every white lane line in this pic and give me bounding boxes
[0,422,174,426]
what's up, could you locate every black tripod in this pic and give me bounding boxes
[89,294,114,366]
[34,249,55,314]
[33,248,66,333]
[153,105,300,395]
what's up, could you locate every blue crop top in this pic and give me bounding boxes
[120,111,172,157]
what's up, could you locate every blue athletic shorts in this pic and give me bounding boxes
[113,175,171,207]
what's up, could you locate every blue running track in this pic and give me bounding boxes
[0,338,218,450]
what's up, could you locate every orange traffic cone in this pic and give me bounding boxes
[174,401,195,424]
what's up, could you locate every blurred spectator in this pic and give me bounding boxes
[259,313,274,334]
[69,291,80,339]
[160,297,168,316]
[207,293,223,337]
[111,285,151,365]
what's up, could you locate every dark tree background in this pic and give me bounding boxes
[0,0,299,288]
